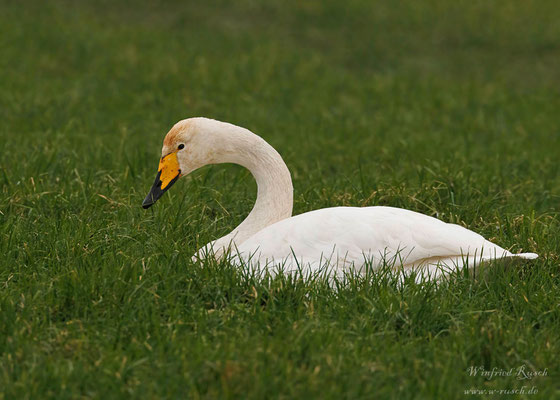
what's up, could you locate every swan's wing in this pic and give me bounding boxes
[234,206,512,271]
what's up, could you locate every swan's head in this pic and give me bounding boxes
[142,117,235,209]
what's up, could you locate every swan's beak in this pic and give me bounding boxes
[142,151,181,209]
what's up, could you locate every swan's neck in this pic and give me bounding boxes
[214,124,293,247]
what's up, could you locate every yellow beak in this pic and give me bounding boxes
[142,152,181,209]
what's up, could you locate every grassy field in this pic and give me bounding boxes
[1,0,560,398]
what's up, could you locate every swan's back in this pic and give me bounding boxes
[233,206,536,278]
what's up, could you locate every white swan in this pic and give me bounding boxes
[142,117,538,280]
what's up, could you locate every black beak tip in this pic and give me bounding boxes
[141,170,179,210]
[142,190,159,209]
[142,191,159,209]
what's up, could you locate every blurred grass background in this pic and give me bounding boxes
[1,0,559,398]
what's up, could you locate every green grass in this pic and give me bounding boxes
[1,0,560,398]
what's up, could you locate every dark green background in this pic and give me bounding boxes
[1,1,559,398]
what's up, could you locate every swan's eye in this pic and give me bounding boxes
[178,144,185,150]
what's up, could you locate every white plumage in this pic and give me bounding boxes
[144,117,537,280]
[231,206,537,280]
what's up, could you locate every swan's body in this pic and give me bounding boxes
[143,117,537,280]
[230,206,537,280]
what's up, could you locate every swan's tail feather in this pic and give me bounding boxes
[514,252,538,260]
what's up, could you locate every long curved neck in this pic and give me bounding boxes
[214,123,293,246]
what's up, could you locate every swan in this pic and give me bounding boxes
[142,117,538,280]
